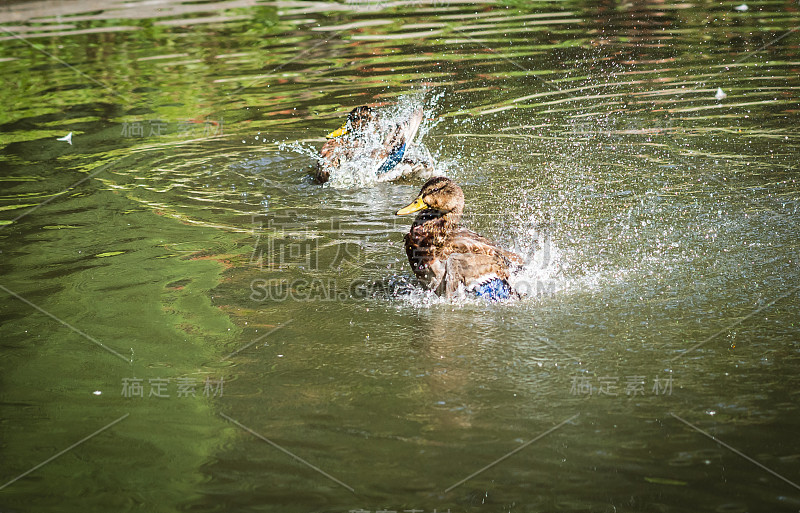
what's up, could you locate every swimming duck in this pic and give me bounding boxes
[314,106,435,184]
[395,176,525,300]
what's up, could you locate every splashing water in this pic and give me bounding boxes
[280,90,444,188]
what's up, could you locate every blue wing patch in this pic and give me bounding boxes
[471,278,513,301]
[376,142,406,175]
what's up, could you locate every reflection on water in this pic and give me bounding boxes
[1,0,799,511]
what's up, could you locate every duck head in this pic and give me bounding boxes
[326,106,377,138]
[395,176,464,231]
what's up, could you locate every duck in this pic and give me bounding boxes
[314,105,435,184]
[395,176,526,300]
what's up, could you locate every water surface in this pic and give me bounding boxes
[1,0,799,512]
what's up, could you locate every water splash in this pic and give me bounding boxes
[280,90,444,188]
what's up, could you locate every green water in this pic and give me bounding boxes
[1,0,799,512]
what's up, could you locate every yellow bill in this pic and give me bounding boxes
[326,122,349,139]
[395,196,427,216]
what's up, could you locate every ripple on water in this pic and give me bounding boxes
[2,1,799,512]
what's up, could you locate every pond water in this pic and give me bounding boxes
[1,0,799,511]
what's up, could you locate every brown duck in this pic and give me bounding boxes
[314,105,434,184]
[395,176,525,300]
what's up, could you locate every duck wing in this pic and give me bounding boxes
[435,253,516,299]
[435,229,525,300]
[376,143,436,182]
[446,229,525,266]
[374,108,424,177]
